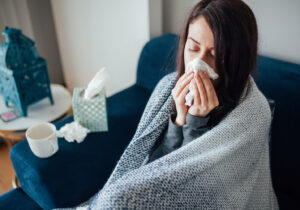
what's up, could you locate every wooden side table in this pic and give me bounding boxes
[0,83,72,189]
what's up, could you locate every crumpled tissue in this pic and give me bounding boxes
[57,67,109,143]
[57,121,90,143]
[185,57,219,106]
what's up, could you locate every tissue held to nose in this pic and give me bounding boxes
[185,57,219,106]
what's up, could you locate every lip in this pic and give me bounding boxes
[26,123,56,141]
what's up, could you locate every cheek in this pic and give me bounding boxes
[184,46,192,71]
[210,61,216,72]
[183,45,188,70]
[211,61,218,74]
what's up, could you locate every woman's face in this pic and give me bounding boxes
[184,16,219,87]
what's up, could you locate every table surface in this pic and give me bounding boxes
[0,84,72,131]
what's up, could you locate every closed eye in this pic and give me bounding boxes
[188,48,198,52]
[189,49,215,58]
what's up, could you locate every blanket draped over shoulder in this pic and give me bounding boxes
[56,72,279,210]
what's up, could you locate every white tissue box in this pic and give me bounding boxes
[72,87,108,132]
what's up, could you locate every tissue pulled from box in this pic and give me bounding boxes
[185,57,219,106]
[83,67,110,100]
[56,121,90,143]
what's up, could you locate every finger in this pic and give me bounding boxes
[174,72,194,97]
[178,83,190,102]
[177,71,194,85]
[175,73,193,97]
[173,72,191,95]
[193,81,201,105]
[195,72,208,107]
[200,72,218,108]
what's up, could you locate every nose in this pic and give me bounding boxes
[198,47,210,62]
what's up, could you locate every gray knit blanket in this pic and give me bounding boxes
[55,71,279,210]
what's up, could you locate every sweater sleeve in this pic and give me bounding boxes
[145,112,211,164]
[146,112,183,163]
[182,112,211,146]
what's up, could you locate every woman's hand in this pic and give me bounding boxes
[188,71,219,117]
[171,71,194,126]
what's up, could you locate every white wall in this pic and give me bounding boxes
[163,0,198,36]
[163,0,300,64]
[0,0,34,42]
[149,0,163,38]
[243,0,300,64]
[51,0,150,97]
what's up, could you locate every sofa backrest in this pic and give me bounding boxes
[252,55,300,207]
[136,34,179,91]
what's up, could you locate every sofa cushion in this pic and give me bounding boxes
[136,33,178,91]
[252,55,300,209]
[0,187,41,210]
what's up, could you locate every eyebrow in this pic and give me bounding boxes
[188,36,214,50]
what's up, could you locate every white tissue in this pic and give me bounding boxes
[84,67,110,100]
[185,57,219,106]
[186,57,219,79]
[56,121,90,143]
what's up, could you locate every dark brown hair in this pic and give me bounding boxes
[176,0,258,127]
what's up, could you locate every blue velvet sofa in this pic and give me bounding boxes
[0,34,299,210]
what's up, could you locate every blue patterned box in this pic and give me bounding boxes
[72,87,108,132]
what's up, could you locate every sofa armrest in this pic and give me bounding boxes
[10,115,135,209]
[10,84,151,209]
[0,187,42,210]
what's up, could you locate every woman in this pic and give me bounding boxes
[58,0,279,209]
[142,0,261,165]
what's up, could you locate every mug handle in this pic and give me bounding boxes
[49,138,58,154]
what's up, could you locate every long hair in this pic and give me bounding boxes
[176,0,258,127]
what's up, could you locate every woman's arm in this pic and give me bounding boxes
[147,113,183,163]
[147,112,210,164]
[182,112,211,146]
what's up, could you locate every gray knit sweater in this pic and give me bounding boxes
[144,112,210,165]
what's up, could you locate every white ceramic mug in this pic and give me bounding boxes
[25,122,59,158]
